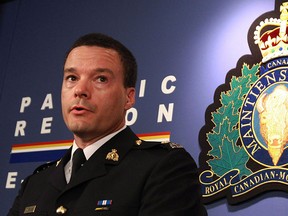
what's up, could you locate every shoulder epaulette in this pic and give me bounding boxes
[160,141,184,149]
[33,160,58,174]
[134,139,183,150]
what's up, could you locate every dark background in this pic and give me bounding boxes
[1,0,284,215]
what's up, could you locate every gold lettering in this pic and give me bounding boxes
[246,139,261,155]
[279,69,287,81]
[265,72,276,85]
[254,81,266,93]
[241,110,252,121]
[243,128,254,138]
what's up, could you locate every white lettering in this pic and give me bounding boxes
[20,97,31,113]
[139,80,146,98]
[157,103,174,122]
[41,93,53,110]
[126,108,138,126]
[40,117,53,134]
[161,75,176,94]
[6,172,18,189]
[14,120,26,137]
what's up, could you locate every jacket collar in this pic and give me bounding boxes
[49,127,139,192]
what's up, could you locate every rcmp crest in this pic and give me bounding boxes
[199,0,288,204]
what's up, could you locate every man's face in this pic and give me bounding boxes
[61,46,135,143]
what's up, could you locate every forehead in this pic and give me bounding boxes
[65,46,123,71]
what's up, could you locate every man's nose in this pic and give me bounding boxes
[74,81,90,98]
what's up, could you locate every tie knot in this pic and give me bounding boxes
[71,148,86,179]
[73,148,86,165]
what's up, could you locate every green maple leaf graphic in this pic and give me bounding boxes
[207,63,259,178]
[208,120,251,177]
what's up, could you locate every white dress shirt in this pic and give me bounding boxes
[64,126,126,183]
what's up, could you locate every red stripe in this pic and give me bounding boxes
[11,140,73,148]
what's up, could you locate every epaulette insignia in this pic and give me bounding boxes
[106,149,119,162]
[162,141,183,149]
[135,140,142,146]
[34,161,57,174]
[56,159,61,167]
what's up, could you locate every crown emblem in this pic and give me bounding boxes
[254,2,288,62]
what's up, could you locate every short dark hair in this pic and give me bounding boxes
[65,33,137,88]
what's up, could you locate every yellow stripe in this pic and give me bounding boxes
[12,142,72,150]
[11,132,170,153]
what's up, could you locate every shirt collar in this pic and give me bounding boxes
[71,125,127,161]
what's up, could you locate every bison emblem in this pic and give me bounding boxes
[256,84,288,165]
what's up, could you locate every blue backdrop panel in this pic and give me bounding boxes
[1,0,283,215]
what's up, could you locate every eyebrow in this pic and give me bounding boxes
[63,67,114,74]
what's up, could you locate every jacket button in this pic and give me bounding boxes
[56,205,67,214]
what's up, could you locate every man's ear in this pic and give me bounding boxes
[125,87,136,110]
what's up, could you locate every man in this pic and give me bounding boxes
[8,33,207,215]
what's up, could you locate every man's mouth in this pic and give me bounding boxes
[71,105,88,113]
[75,107,84,111]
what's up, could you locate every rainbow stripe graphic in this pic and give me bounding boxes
[10,140,73,163]
[137,131,170,142]
[9,132,170,163]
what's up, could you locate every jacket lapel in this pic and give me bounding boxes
[49,149,71,191]
[60,127,139,192]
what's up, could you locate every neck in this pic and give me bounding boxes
[73,125,126,149]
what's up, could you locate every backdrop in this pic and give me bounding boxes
[1,0,284,215]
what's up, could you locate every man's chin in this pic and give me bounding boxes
[67,122,90,135]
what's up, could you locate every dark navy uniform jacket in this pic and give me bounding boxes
[8,127,207,216]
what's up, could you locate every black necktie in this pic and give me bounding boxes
[71,148,86,180]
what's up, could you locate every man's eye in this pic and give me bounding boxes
[66,75,77,81]
[97,76,107,82]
